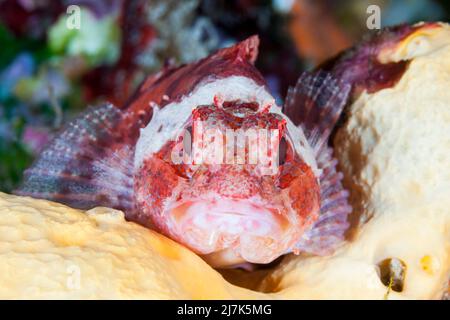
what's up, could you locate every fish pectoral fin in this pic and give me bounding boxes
[294,146,352,256]
[16,103,135,213]
[283,70,351,155]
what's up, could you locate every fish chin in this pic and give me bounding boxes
[166,197,299,267]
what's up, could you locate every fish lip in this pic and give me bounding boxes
[216,211,248,216]
[166,197,298,259]
[169,197,279,220]
[169,196,284,220]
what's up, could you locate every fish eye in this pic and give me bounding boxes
[183,125,193,156]
[278,137,288,166]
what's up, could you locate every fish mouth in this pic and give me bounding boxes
[167,197,300,267]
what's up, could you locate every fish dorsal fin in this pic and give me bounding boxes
[283,71,351,155]
[16,103,135,213]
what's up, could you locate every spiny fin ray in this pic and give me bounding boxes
[16,104,135,213]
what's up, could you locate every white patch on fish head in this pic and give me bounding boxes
[134,76,276,170]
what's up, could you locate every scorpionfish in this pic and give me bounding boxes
[18,36,352,268]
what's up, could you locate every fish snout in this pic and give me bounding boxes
[167,197,299,267]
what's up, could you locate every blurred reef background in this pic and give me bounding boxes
[0,0,449,192]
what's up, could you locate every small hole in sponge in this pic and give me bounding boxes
[377,258,407,292]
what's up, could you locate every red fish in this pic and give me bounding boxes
[18,36,351,267]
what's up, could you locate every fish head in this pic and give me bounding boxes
[134,99,320,266]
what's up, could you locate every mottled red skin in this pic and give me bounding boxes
[133,101,320,254]
[134,155,179,229]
